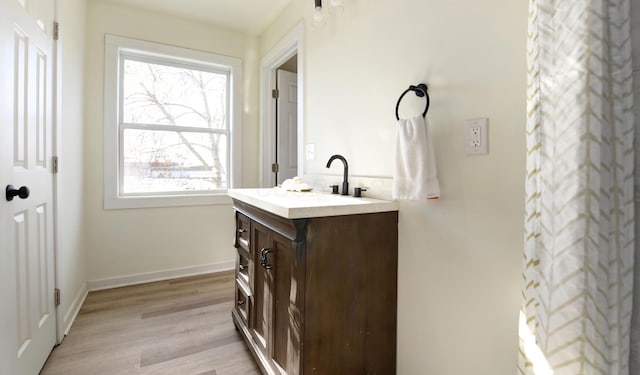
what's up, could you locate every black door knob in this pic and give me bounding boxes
[6,185,30,201]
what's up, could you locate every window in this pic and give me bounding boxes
[104,35,242,209]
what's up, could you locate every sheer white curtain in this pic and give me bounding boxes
[519,0,636,374]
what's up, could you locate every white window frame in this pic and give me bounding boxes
[103,35,242,209]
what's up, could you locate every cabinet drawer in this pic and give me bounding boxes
[235,212,250,252]
[235,281,251,324]
[237,249,249,284]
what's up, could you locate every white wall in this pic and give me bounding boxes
[260,1,526,374]
[57,0,88,332]
[84,0,260,283]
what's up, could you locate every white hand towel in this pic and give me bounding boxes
[392,115,440,200]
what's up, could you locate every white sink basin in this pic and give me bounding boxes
[228,188,398,219]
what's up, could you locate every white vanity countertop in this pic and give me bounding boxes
[228,188,399,219]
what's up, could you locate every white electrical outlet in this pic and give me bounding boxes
[465,118,489,155]
[305,143,315,160]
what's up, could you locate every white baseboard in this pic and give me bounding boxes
[63,283,88,335]
[87,261,235,292]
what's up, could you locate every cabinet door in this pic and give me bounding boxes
[270,232,299,375]
[250,221,273,355]
[250,221,299,375]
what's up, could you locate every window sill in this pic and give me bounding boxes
[104,192,233,210]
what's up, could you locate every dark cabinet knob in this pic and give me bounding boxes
[6,185,30,201]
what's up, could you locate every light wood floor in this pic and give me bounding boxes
[41,271,260,375]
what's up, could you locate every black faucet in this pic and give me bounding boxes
[326,154,349,195]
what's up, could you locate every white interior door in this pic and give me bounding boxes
[0,0,57,373]
[276,69,298,185]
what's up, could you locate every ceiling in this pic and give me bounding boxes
[100,0,294,35]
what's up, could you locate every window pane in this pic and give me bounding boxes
[122,59,227,129]
[122,128,227,194]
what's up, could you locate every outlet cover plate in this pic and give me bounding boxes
[465,117,489,156]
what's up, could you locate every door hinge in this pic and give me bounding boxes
[54,288,60,307]
[271,163,279,173]
[272,89,279,99]
[52,156,59,174]
[53,21,59,40]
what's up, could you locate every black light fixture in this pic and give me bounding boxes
[312,0,326,27]
[312,0,344,28]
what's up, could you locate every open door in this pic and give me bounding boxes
[275,69,298,185]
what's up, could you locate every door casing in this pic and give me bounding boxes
[260,22,304,187]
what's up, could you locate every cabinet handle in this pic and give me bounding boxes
[259,248,268,266]
[237,300,246,306]
[238,228,247,234]
[260,248,273,269]
[239,264,247,272]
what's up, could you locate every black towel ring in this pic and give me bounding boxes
[395,83,430,121]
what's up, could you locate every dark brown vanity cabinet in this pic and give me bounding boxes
[231,199,398,375]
